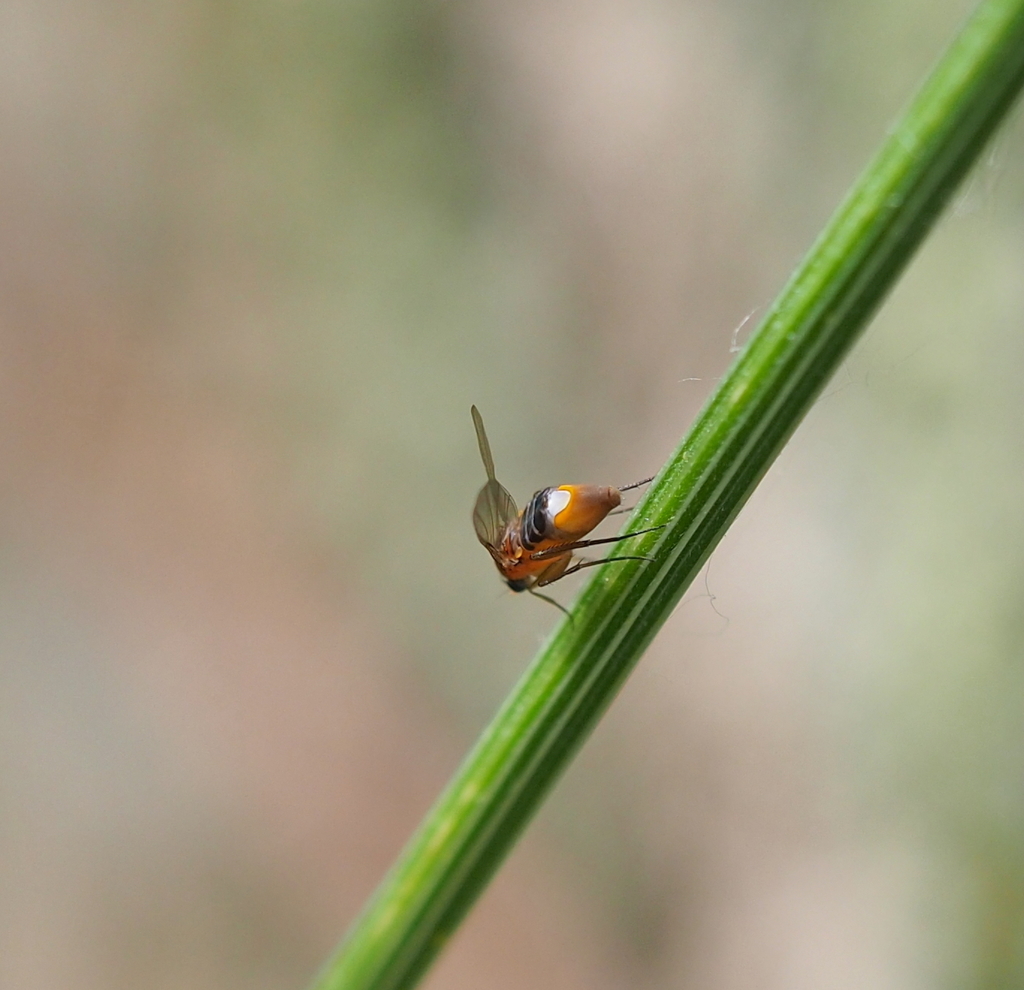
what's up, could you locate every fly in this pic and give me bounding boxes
[471,405,660,616]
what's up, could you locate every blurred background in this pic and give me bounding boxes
[1,0,1023,987]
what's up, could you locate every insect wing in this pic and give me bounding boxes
[473,478,517,549]
[471,405,497,481]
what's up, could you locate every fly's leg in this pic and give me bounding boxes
[532,554,572,586]
[545,554,654,583]
[527,542,658,617]
[618,475,655,492]
[527,587,572,619]
[527,555,573,619]
[528,526,664,562]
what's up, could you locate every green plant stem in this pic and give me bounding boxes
[311,2,1024,988]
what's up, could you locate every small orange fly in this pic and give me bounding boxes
[471,405,660,614]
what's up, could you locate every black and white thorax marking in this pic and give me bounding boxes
[518,487,573,550]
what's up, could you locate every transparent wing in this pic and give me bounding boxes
[471,405,496,480]
[470,406,517,547]
[473,478,518,549]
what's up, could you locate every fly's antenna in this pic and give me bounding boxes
[471,405,497,481]
[618,474,655,493]
[528,587,573,622]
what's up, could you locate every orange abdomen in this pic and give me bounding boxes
[544,485,621,540]
[516,484,621,552]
